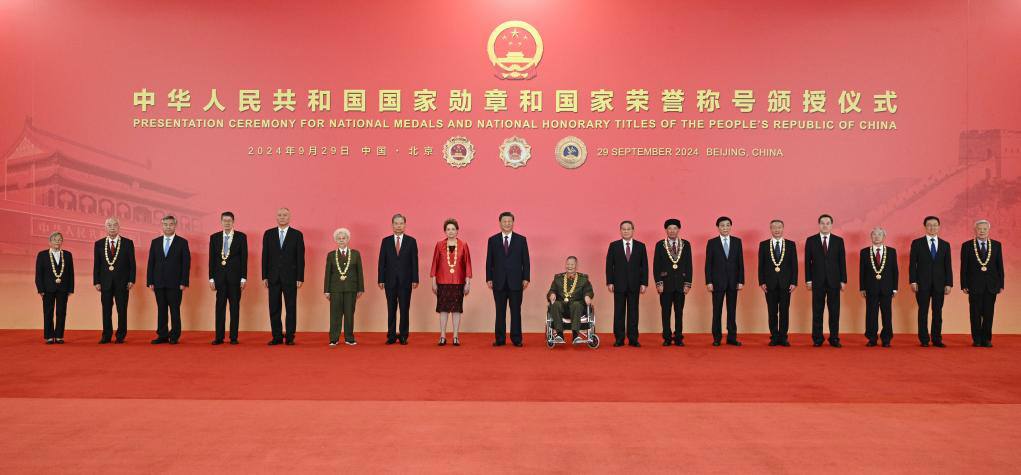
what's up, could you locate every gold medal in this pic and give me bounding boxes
[981,266,987,272]
[876,274,882,280]
[774,266,780,272]
[672,264,678,269]
[564,298,569,303]
[340,276,347,281]
[449,268,455,274]
[108,265,115,271]
[55,278,61,284]
[335,249,352,282]
[664,240,683,271]
[221,260,227,266]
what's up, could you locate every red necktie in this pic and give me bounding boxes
[874,248,881,266]
[503,235,509,254]
[110,240,116,254]
[395,236,401,254]
[671,241,678,255]
[823,236,828,253]
[625,242,631,261]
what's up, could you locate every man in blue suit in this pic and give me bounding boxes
[486,211,530,347]
[147,215,190,344]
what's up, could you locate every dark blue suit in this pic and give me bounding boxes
[486,232,530,345]
[147,235,190,341]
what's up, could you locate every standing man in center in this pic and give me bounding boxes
[705,216,745,346]
[262,207,305,346]
[486,211,530,347]
[606,220,648,347]
[93,217,135,344]
[653,218,692,346]
[804,214,847,347]
[378,213,419,345]
[909,216,952,348]
[209,211,247,345]
[758,219,798,347]
[147,215,190,344]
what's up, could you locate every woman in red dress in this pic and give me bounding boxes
[430,218,472,346]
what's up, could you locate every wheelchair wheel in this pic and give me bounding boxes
[588,333,600,349]
[546,338,556,349]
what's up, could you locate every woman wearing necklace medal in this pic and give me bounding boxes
[324,228,364,346]
[35,232,75,344]
[960,219,1004,348]
[430,218,472,346]
[859,227,899,347]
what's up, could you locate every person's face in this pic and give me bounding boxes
[49,235,62,249]
[565,258,577,274]
[276,209,290,227]
[392,217,406,235]
[871,231,885,245]
[105,220,119,237]
[335,233,349,248]
[770,222,784,238]
[162,219,177,236]
[620,223,634,240]
[221,216,234,233]
[444,224,458,239]
[665,225,679,240]
[500,216,514,233]
[975,223,990,240]
[925,219,940,236]
[819,218,833,234]
[718,220,732,236]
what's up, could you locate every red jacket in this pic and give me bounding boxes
[430,238,472,284]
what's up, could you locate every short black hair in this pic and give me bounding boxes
[566,255,578,262]
[619,220,634,229]
[818,214,833,224]
[499,211,515,222]
[716,216,732,227]
[221,211,235,221]
[923,216,940,225]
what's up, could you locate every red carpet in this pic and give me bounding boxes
[2,330,1020,472]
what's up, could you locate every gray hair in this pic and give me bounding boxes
[391,213,406,224]
[333,228,351,240]
[104,217,120,226]
[48,231,63,241]
[870,227,887,238]
[974,219,991,228]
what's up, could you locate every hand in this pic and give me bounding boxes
[240,281,246,290]
[840,283,845,292]
[431,282,438,295]
[356,291,364,299]
[126,282,134,290]
[607,284,615,293]
[683,285,691,295]
[522,280,529,290]
[209,282,216,291]
[324,293,331,301]
[806,282,813,290]
[378,283,385,290]
[944,286,952,295]
[760,284,768,292]
[584,296,592,305]
[788,284,796,292]
[38,292,44,296]
[962,288,969,294]
[639,285,647,294]
[148,284,154,290]
[892,290,897,297]
[737,283,744,291]
[296,281,303,289]
[486,280,493,290]
[412,283,419,289]
[463,283,471,296]
[94,284,101,291]
[860,291,866,297]
[706,283,714,292]
[910,283,919,292]
[180,285,186,291]
[548,294,556,304]
[263,279,269,288]
[655,283,663,294]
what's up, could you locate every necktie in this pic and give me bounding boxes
[773,240,781,258]
[223,234,230,253]
[396,235,402,254]
[503,235,509,254]
[723,238,730,258]
[164,237,170,256]
[980,241,986,256]
[625,242,631,261]
[929,238,937,259]
[279,229,285,249]
[874,248,881,266]
[823,235,828,253]
[671,240,678,255]
[110,239,116,254]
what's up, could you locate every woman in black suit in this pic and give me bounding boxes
[35,231,75,344]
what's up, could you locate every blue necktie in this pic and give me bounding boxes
[723,238,730,258]
[773,241,781,258]
[163,237,170,256]
[223,234,230,254]
[279,229,285,249]
[929,238,937,259]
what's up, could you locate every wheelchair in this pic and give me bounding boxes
[545,302,600,349]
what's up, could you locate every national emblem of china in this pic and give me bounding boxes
[487,20,543,80]
[499,136,532,168]
[555,136,587,169]
[443,136,476,168]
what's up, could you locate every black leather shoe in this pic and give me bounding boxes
[830,341,842,348]
[866,341,877,347]
[768,340,778,347]
[386,338,397,345]
[151,338,169,344]
[726,340,742,347]
[881,342,890,347]
[45,339,55,345]
[512,342,523,347]
[662,340,672,346]
[712,341,721,347]
[674,341,685,347]
[55,339,64,344]
[613,341,624,347]
[972,342,981,347]
[212,340,224,345]
[780,341,791,347]
[933,341,945,348]
[920,342,929,347]
[99,338,111,344]
[399,338,408,345]
[812,342,822,347]
[982,342,993,348]
[492,341,505,347]
[115,338,125,344]
[229,340,239,345]
[629,342,641,348]
[168,339,179,345]
[268,339,283,346]
[285,340,295,346]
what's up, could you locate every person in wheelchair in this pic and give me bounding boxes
[547,256,594,344]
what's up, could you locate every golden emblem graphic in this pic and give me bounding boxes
[443,136,476,168]
[488,20,543,80]
[499,136,532,168]
[555,136,587,169]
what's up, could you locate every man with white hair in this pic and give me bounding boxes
[859,227,898,347]
[93,217,136,344]
[324,228,364,346]
[960,219,1004,347]
[262,208,305,346]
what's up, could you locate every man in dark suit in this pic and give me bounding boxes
[606,220,649,347]
[93,217,135,344]
[147,215,190,344]
[209,211,247,345]
[860,227,898,347]
[758,219,798,346]
[909,216,953,347]
[960,219,1004,347]
[653,218,692,346]
[804,214,847,347]
[378,213,419,345]
[262,208,305,345]
[36,232,74,344]
[486,211,530,347]
[705,216,745,346]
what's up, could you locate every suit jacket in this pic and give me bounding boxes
[429,238,472,285]
[653,238,692,292]
[605,240,649,293]
[92,237,135,290]
[960,239,1004,294]
[36,250,75,294]
[705,236,744,291]
[804,234,847,289]
[909,236,953,291]
[209,231,248,288]
[859,246,898,296]
[147,235,191,288]
[377,234,419,288]
[261,227,305,285]
[325,249,365,293]
[548,272,595,301]
[758,239,798,289]
[485,232,530,291]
